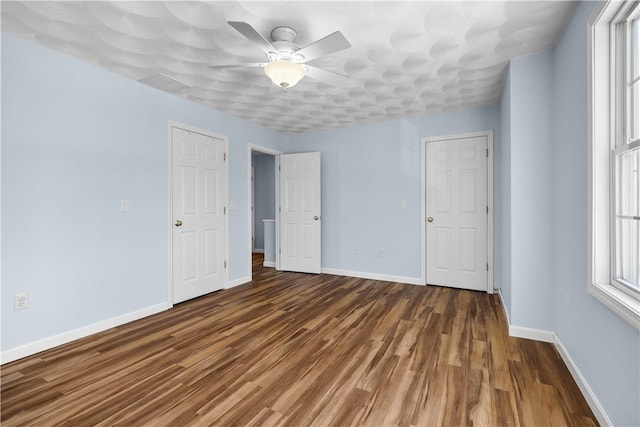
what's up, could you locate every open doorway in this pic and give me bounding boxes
[248,145,281,277]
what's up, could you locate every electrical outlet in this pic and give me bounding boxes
[379,248,385,257]
[14,293,28,310]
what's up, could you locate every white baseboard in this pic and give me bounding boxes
[263,261,275,267]
[553,334,612,426]
[496,289,554,342]
[253,249,264,254]
[228,275,251,288]
[508,325,555,343]
[496,289,610,425]
[321,268,423,286]
[1,302,169,364]
[497,288,511,325]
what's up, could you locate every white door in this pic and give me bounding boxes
[426,135,488,291]
[279,152,321,273]
[172,127,227,303]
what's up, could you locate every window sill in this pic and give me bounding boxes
[589,281,640,330]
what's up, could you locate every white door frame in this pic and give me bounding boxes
[167,120,229,307]
[420,130,494,293]
[247,144,283,280]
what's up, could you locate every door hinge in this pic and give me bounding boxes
[279,248,281,254]
[224,261,227,268]
[486,148,489,157]
[279,206,281,212]
[279,165,281,171]
[224,152,227,161]
[487,206,489,214]
[486,263,489,271]
[224,206,226,215]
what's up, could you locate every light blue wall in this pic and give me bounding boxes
[252,154,275,251]
[1,33,283,352]
[286,107,500,279]
[508,51,555,330]
[4,8,637,425]
[499,2,640,424]
[551,2,639,425]
[499,67,512,317]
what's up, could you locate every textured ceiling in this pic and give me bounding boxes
[1,1,576,134]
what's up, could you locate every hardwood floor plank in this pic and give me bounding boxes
[1,254,598,426]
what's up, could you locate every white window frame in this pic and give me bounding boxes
[589,0,640,330]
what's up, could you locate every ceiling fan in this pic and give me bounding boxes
[209,21,352,90]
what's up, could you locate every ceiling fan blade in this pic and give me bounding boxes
[228,21,278,56]
[297,32,351,63]
[208,63,266,70]
[304,65,349,85]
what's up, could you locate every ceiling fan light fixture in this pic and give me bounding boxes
[264,60,305,90]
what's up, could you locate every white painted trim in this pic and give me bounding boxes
[554,334,613,427]
[275,155,281,271]
[588,281,640,330]
[248,144,283,282]
[420,139,426,285]
[421,130,495,293]
[497,288,554,343]
[253,249,265,254]
[167,121,229,306]
[1,303,169,364]
[166,122,174,308]
[321,268,423,286]
[587,2,640,331]
[498,288,511,325]
[508,325,555,343]
[486,131,494,294]
[263,261,276,268]
[228,275,251,288]
[498,291,611,424]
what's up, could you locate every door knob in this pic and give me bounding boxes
[427,217,434,222]
[175,220,183,227]
[313,215,320,221]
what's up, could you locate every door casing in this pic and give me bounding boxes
[421,130,494,293]
[247,144,283,280]
[167,120,229,307]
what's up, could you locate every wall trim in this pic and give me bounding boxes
[508,325,555,343]
[497,288,511,324]
[553,334,613,427]
[498,289,554,342]
[263,261,275,268]
[321,268,423,286]
[498,289,611,425]
[253,249,265,254]
[228,275,251,288]
[1,303,169,365]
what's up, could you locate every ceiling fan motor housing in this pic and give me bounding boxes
[270,26,303,62]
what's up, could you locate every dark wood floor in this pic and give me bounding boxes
[1,253,597,426]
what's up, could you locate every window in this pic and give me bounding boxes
[590,1,640,330]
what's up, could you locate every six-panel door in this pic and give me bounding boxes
[172,127,227,303]
[279,152,322,274]
[426,136,488,291]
